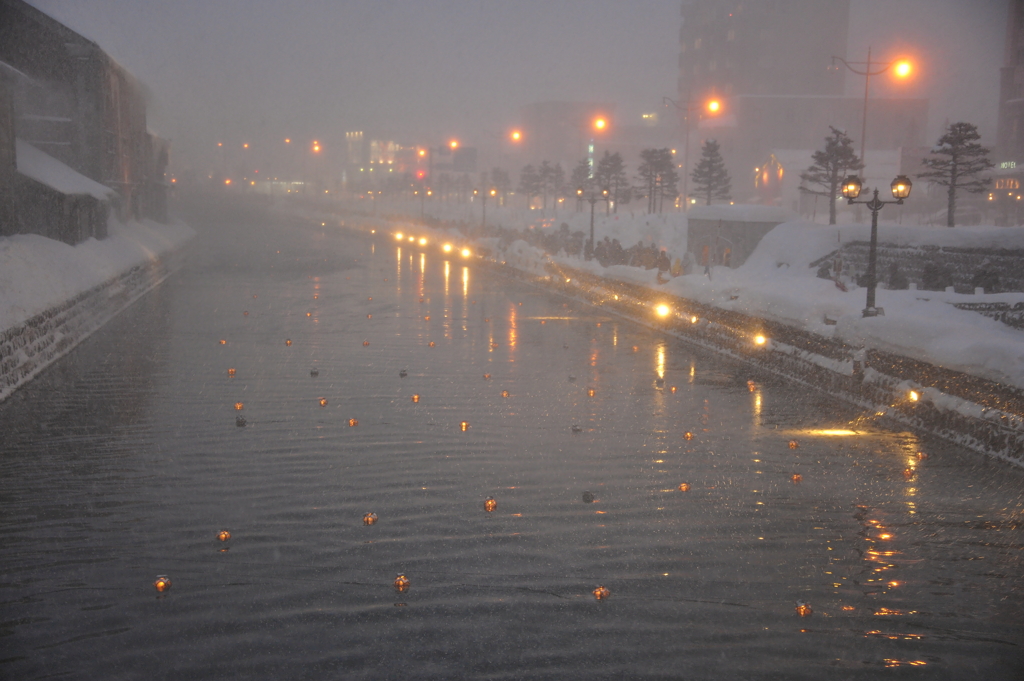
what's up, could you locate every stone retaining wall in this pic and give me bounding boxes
[0,249,184,402]
[488,259,1024,468]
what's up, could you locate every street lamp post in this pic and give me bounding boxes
[663,95,721,212]
[841,174,913,317]
[474,187,497,233]
[831,50,912,174]
[576,186,610,259]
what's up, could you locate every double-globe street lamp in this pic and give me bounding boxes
[576,186,610,259]
[841,174,912,317]
[473,187,497,233]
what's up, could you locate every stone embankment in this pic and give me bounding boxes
[0,248,186,402]
[489,258,1024,468]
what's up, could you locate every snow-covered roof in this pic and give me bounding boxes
[687,204,795,223]
[15,139,115,201]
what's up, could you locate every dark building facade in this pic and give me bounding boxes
[995,0,1024,224]
[676,0,926,206]
[0,0,167,238]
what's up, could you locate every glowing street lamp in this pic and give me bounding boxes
[663,95,724,211]
[510,130,522,142]
[841,173,913,317]
[831,50,915,173]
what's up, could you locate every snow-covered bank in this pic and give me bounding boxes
[0,218,195,401]
[356,201,1024,391]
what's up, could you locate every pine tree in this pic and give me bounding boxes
[569,158,591,210]
[690,139,731,206]
[595,151,630,213]
[491,167,511,206]
[637,148,677,213]
[919,122,994,227]
[799,127,862,225]
[518,164,541,209]
[549,163,565,214]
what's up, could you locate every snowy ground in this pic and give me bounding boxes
[366,199,1024,391]
[0,218,196,332]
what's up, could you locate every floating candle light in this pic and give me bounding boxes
[789,440,799,449]
[219,339,227,345]
[363,341,370,347]
[411,394,420,403]
[319,398,328,407]
[501,390,510,398]
[235,402,244,410]
[348,418,359,427]
[394,574,410,591]
[363,512,378,526]
[795,602,812,617]
[285,339,292,346]
[218,531,231,542]
[460,421,469,431]
[227,368,236,377]
[678,483,691,492]
[593,585,610,600]
[484,497,497,512]
[684,432,693,440]
[791,474,802,483]
[154,575,171,592]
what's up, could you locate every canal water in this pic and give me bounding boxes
[2,199,1023,680]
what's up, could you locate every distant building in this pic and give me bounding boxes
[0,0,167,241]
[995,0,1024,224]
[677,0,927,205]
[677,0,848,101]
[518,101,617,171]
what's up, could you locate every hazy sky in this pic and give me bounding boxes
[29,0,1009,173]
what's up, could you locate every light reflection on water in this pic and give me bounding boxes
[1,211,1023,680]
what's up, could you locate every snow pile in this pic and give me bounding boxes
[0,218,196,331]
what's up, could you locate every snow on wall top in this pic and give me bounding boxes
[15,139,115,201]
[687,204,795,223]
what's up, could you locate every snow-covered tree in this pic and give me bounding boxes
[569,158,591,210]
[799,127,863,225]
[690,139,731,206]
[919,122,994,228]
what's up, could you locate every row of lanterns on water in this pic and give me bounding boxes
[210,272,823,609]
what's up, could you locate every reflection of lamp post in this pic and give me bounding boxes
[831,50,913,174]
[841,174,912,317]
[663,96,722,211]
[576,186,609,259]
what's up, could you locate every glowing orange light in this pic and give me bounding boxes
[460,421,469,431]
[411,394,420,403]
[893,60,913,78]
[501,390,510,398]
[707,99,721,113]
[795,602,812,617]
[684,431,693,440]
[285,138,291,143]
[217,142,222,147]
[587,388,596,397]
[791,474,802,483]
[450,139,459,149]
[219,339,227,345]
[218,530,231,541]
[363,512,377,525]
[510,130,522,141]
[428,341,436,347]
[154,575,171,592]
[747,380,756,392]
[243,143,249,149]
[363,340,370,346]
[224,178,232,185]
[593,585,611,600]
[235,402,244,411]
[394,574,410,591]
[319,397,328,407]
[348,418,359,427]
[678,483,691,492]
[227,368,235,376]
[789,440,799,449]
[594,118,607,130]
[754,334,767,346]
[285,339,292,346]
[483,374,491,380]
[484,497,497,512]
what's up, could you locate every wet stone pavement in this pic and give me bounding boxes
[1,199,1023,680]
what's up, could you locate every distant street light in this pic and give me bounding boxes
[841,174,913,317]
[831,49,914,173]
[663,96,723,211]
[576,186,610,259]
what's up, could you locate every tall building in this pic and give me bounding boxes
[995,0,1024,223]
[675,0,927,211]
[677,0,848,102]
